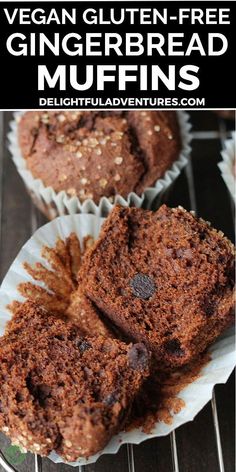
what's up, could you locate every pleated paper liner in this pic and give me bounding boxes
[218,132,235,203]
[8,111,192,218]
[0,214,234,466]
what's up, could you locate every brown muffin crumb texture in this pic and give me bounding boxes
[0,301,150,461]
[1,205,235,461]
[128,351,210,432]
[82,205,235,369]
[18,111,181,203]
[11,232,113,338]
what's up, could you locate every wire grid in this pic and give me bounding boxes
[0,116,234,472]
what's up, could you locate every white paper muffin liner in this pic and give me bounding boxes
[0,214,235,467]
[8,111,192,218]
[218,132,235,203]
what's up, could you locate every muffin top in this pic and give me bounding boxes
[18,111,181,204]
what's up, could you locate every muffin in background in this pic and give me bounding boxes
[218,132,235,202]
[18,111,181,203]
[9,110,191,218]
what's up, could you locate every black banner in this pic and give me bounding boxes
[0,1,235,109]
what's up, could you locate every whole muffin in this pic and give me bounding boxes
[18,111,181,204]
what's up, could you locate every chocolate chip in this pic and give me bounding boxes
[84,367,93,378]
[28,384,51,407]
[203,300,217,317]
[15,392,24,403]
[58,381,65,387]
[164,339,184,357]
[37,384,51,401]
[130,273,155,300]
[78,340,91,352]
[128,343,149,371]
[55,334,65,341]
[218,255,226,264]
[104,392,119,406]
[199,231,206,241]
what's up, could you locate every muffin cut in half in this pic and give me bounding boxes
[0,301,150,461]
[18,111,181,203]
[81,205,235,369]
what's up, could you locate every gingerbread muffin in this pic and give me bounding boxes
[67,288,115,338]
[18,111,181,204]
[0,301,150,461]
[81,205,235,369]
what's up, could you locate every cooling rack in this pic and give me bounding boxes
[0,111,235,472]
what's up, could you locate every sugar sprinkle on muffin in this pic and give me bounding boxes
[18,111,181,204]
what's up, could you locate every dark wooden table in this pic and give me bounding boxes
[0,111,235,472]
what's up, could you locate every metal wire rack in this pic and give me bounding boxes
[0,111,235,472]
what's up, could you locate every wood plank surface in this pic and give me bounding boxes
[0,111,234,472]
